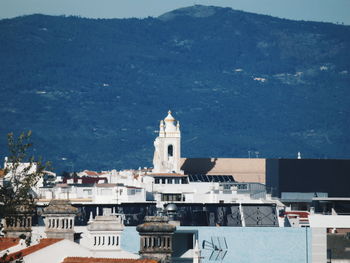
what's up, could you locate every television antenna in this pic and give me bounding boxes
[202,236,228,261]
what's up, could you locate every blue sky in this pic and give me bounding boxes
[0,0,350,25]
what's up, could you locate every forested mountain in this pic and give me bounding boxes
[0,5,349,172]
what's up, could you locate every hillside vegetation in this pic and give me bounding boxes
[0,5,349,172]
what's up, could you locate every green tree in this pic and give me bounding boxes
[0,131,50,236]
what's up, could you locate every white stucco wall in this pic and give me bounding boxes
[309,215,350,228]
[24,240,91,263]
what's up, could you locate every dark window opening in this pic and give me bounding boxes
[161,193,182,201]
[168,145,173,157]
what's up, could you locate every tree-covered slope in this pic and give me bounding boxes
[0,5,349,172]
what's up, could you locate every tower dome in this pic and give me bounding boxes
[164,110,176,132]
[164,110,175,123]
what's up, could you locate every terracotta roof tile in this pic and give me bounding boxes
[0,238,62,262]
[62,258,158,263]
[0,238,20,250]
[83,170,107,176]
[0,169,5,178]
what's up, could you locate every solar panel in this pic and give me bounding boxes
[188,174,235,183]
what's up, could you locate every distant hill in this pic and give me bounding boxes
[0,5,349,173]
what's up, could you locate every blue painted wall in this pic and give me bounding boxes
[121,227,312,263]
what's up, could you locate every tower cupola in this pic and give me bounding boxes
[42,199,78,241]
[137,216,176,263]
[164,111,177,132]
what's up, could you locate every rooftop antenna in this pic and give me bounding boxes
[202,236,228,261]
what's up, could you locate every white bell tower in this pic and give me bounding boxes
[152,111,182,173]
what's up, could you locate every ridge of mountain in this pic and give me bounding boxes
[158,5,225,20]
[0,6,349,173]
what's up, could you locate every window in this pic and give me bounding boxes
[167,178,173,184]
[174,178,180,184]
[161,193,182,201]
[237,184,248,190]
[128,188,136,195]
[155,178,160,184]
[168,145,173,157]
[223,184,231,190]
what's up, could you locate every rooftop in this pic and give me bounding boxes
[149,173,187,177]
[63,176,108,184]
[43,199,79,214]
[1,238,62,262]
[0,238,20,251]
[83,170,107,176]
[62,258,158,263]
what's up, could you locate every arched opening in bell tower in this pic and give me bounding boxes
[168,145,174,159]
